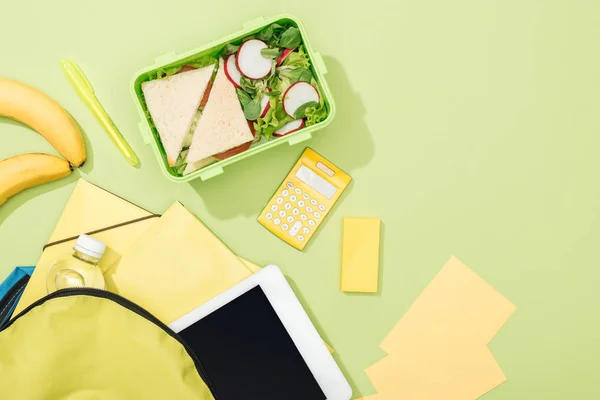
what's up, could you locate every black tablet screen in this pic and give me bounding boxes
[178,286,327,400]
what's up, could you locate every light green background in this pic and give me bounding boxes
[1,1,599,398]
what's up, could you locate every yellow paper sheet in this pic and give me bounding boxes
[366,345,506,399]
[360,257,514,400]
[107,202,252,324]
[380,256,516,352]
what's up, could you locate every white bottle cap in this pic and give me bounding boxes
[74,234,106,259]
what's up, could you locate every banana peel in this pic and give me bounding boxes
[0,78,86,167]
[0,77,86,207]
[0,154,73,207]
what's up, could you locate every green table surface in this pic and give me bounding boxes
[2,1,599,398]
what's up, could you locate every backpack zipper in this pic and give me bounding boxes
[0,275,30,329]
[1,288,214,392]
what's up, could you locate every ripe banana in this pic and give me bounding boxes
[0,154,73,207]
[0,78,86,167]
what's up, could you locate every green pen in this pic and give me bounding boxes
[60,59,140,167]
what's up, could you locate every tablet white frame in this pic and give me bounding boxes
[169,265,352,400]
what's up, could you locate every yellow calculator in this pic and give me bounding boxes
[258,148,352,250]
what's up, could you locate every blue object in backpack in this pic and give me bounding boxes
[0,267,34,328]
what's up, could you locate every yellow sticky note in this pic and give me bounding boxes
[341,218,381,293]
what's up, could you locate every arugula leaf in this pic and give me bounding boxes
[221,44,240,56]
[257,25,274,42]
[236,88,252,108]
[239,76,257,96]
[261,48,281,60]
[244,97,262,120]
[274,66,314,94]
[298,69,313,83]
[293,101,319,119]
[280,27,302,49]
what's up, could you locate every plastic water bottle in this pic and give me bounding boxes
[46,234,107,294]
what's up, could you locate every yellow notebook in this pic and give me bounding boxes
[107,202,252,324]
[14,180,160,315]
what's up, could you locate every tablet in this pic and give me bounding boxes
[169,265,352,400]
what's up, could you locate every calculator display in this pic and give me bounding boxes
[296,166,337,199]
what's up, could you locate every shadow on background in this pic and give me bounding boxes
[193,54,374,221]
[287,276,362,398]
[73,117,95,174]
[0,172,79,228]
[312,56,375,172]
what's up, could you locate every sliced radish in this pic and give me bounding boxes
[236,39,272,80]
[224,54,242,89]
[282,81,320,118]
[259,89,271,119]
[277,48,293,66]
[274,119,306,137]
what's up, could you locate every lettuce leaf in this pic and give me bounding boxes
[149,55,218,80]
[282,45,310,69]
[254,97,293,139]
[305,93,327,126]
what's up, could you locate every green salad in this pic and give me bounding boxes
[220,23,328,139]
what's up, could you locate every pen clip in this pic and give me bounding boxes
[60,59,95,95]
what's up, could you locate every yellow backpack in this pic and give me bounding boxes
[0,288,215,400]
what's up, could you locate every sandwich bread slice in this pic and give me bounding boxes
[142,65,215,166]
[186,58,254,163]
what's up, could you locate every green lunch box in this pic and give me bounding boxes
[131,14,335,183]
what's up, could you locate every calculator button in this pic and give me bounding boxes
[281,224,289,231]
[314,212,321,219]
[311,199,318,206]
[284,203,292,210]
[273,218,281,226]
[302,227,310,234]
[303,193,310,200]
[266,213,273,220]
[289,195,297,202]
[289,221,303,237]
[305,206,313,213]
[318,205,326,212]
[279,211,286,218]
[276,197,284,204]
[297,235,305,242]
[287,216,294,223]
[286,182,294,188]
[282,189,289,196]
[300,214,307,221]
[295,188,302,194]
[270,205,278,212]
[292,208,300,216]
[308,220,316,226]
[297,200,305,207]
